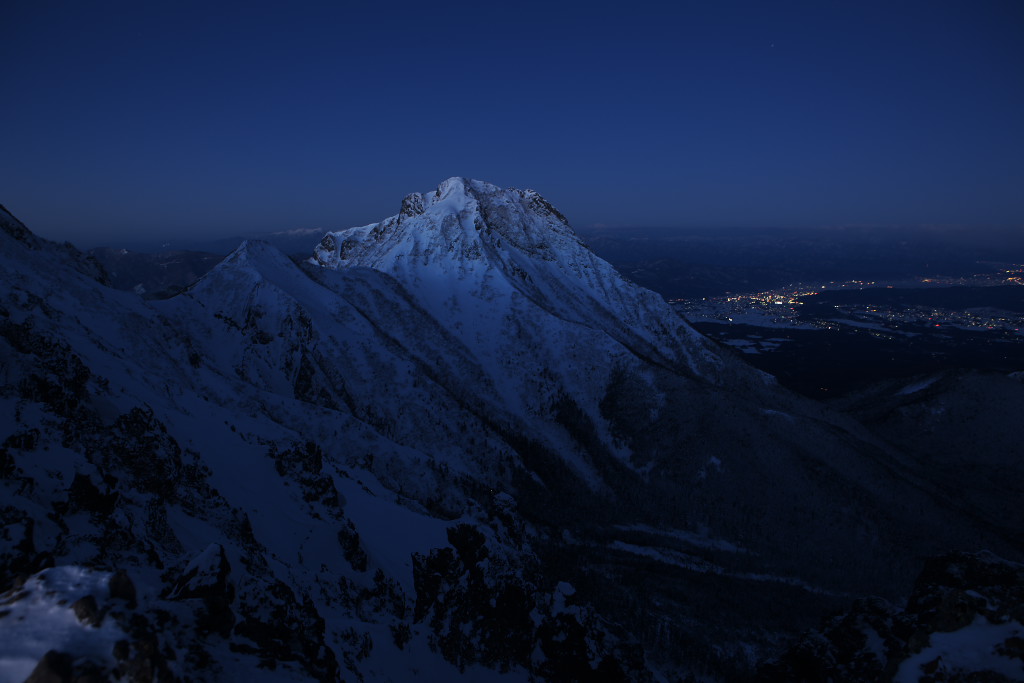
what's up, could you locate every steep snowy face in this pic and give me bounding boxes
[311,178,722,379]
[172,239,523,493]
[312,177,575,273]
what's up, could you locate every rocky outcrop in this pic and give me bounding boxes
[412,523,648,681]
[758,552,1024,682]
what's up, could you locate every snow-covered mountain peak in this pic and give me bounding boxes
[310,178,720,378]
[221,238,295,268]
[186,239,285,289]
[311,177,580,272]
[401,176,502,217]
[185,238,326,311]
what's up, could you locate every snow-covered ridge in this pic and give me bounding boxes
[0,204,38,248]
[311,177,582,274]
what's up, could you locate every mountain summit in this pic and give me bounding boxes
[313,177,576,270]
[312,177,726,382]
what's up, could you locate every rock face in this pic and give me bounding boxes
[0,184,1021,681]
[759,552,1024,682]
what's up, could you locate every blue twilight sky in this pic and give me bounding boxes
[2,0,1022,246]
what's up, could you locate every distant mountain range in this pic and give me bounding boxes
[94,227,330,259]
[86,248,225,297]
[1,183,1021,682]
[85,226,333,299]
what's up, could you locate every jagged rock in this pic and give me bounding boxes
[911,551,1024,626]
[758,552,1024,682]
[109,570,137,608]
[166,543,236,637]
[117,615,177,683]
[3,428,39,451]
[112,639,131,661]
[337,520,367,572]
[67,474,118,515]
[411,523,646,679]
[73,675,108,683]
[24,650,73,683]
[71,594,101,626]
[70,660,108,683]
[230,580,339,680]
[167,543,231,601]
[0,510,37,590]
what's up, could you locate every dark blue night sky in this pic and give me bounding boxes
[3,0,1022,246]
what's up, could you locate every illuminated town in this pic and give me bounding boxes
[670,264,1024,335]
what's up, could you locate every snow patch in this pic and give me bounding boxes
[894,615,1024,682]
[0,567,129,683]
